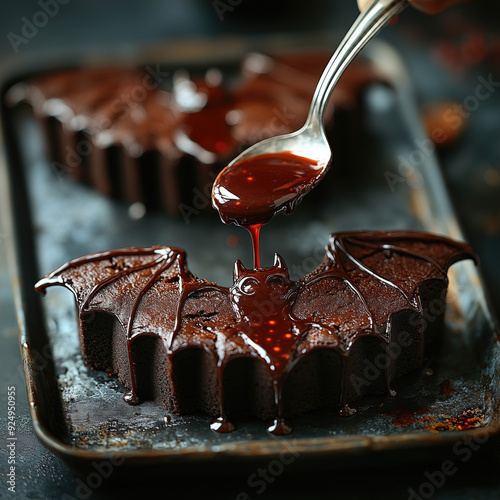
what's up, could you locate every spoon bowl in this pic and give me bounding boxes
[228,119,332,174]
[212,0,408,227]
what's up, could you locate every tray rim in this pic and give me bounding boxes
[2,36,499,469]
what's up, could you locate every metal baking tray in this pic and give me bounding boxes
[2,36,499,478]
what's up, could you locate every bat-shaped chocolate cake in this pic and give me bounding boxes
[35,230,475,434]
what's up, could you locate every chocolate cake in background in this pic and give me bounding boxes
[6,52,378,214]
[35,230,476,434]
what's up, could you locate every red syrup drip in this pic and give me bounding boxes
[212,151,322,268]
[247,223,262,269]
[210,363,235,434]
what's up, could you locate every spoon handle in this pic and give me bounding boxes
[306,0,408,132]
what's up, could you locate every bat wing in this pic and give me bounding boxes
[293,230,476,347]
[35,246,234,349]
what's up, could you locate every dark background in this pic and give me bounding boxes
[0,0,499,498]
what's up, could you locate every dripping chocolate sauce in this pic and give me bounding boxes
[212,151,322,270]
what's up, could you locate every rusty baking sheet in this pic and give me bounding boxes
[1,38,499,477]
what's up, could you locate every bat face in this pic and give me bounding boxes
[229,254,296,326]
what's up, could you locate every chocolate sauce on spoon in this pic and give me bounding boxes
[212,151,321,268]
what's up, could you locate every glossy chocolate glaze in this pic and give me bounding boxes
[35,231,475,434]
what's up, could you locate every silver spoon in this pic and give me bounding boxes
[212,0,408,220]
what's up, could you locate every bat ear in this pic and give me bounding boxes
[273,254,288,274]
[233,260,246,280]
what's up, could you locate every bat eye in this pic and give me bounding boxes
[267,275,288,291]
[239,277,259,295]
